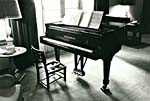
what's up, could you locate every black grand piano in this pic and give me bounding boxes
[40,16,128,92]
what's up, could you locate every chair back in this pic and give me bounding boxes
[31,46,46,64]
[31,46,48,73]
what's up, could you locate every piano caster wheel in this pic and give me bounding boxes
[73,69,85,76]
[101,85,112,95]
[81,71,85,76]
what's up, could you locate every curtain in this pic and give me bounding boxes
[11,0,39,69]
[142,0,150,28]
[94,0,109,14]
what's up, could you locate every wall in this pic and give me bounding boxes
[109,0,143,22]
[130,0,143,22]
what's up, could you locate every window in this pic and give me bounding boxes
[42,0,62,23]
[0,20,7,40]
[42,0,94,23]
[80,0,94,11]
[65,0,79,12]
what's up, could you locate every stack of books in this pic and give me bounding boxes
[5,37,15,52]
[0,39,7,49]
[0,39,15,55]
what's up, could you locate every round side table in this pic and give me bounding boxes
[0,46,27,82]
[0,47,27,58]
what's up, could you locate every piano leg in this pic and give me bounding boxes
[54,47,60,62]
[101,59,112,94]
[80,56,85,75]
[74,54,78,70]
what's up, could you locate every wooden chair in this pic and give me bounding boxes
[31,46,66,90]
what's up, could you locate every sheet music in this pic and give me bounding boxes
[62,10,103,29]
[88,11,104,29]
[79,11,92,27]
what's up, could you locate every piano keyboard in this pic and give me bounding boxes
[42,37,93,54]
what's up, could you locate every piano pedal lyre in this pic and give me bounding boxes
[73,54,87,76]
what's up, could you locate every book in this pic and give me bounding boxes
[61,10,104,30]
[0,42,7,46]
[0,39,7,47]
[0,48,7,54]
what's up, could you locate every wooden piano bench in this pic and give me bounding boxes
[125,21,144,45]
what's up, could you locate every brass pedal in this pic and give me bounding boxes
[73,69,85,76]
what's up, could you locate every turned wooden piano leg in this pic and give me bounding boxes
[80,56,85,76]
[54,47,60,62]
[74,54,78,70]
[101,59,111,92]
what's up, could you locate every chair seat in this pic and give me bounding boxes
[0,74,21,101]
[39,61,66,84]
[0,74,15,88]
[47,61,66,73]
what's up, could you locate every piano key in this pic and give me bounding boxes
[43,37,93,53]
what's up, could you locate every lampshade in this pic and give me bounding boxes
[120,0,136,5]
[0,0,22,19]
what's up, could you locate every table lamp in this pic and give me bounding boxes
[121,0,135,5]
[0,0,22,52]
[120,0,136,18]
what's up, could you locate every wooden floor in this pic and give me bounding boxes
[20,40,150,101]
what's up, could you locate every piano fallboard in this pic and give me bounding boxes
[40,36,100,60]
[45,24,103,50]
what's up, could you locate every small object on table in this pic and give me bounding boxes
[2,50,16,55]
